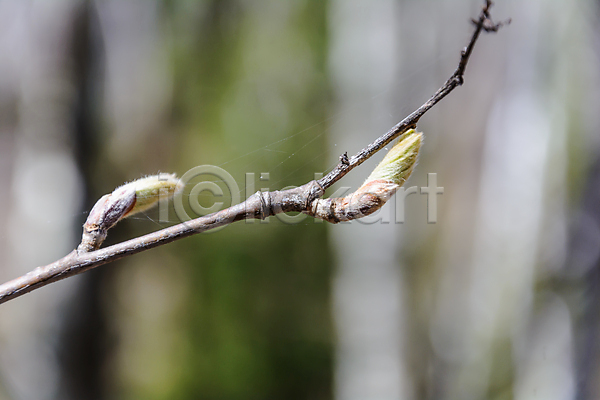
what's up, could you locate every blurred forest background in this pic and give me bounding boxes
[0,0,598,399]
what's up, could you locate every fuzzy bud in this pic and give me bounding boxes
[310,130,422,223]
[364,129,422,187]
[120,173,184,218]
[78,173,184,253]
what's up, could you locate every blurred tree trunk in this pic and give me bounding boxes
[0,1,89,399]
[328,1,412,399]
[55,2,108,399]
[421,1,590,399]
[572,158,600,400]
[569,1,600,398]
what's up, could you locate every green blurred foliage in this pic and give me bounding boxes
[121,1,335,399]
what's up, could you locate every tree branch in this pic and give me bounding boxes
[318,0,508,189]
[0,0,506,305]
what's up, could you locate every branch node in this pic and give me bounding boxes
[340,152,349,166]
[305,180,326,209]
[257,191,271,219]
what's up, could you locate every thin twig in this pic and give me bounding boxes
[318,0,508,189]
[0,1,505,305]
